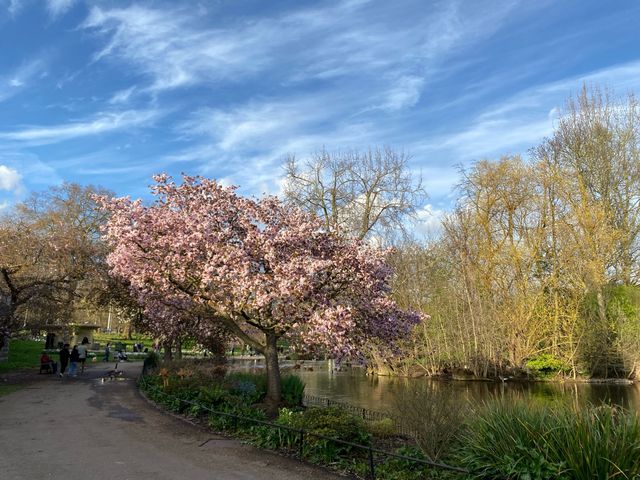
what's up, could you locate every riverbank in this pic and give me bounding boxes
[143,357,640,479]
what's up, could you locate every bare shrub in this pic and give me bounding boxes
[390,383,467,462]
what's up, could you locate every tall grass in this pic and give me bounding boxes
[457,399,640,479]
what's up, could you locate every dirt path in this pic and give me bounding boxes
[0,362,345,480]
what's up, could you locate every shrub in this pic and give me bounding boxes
[252,407,303,450]
[525,354,570,378]
[374,446,444,480]
[160,384,201,414]
[253,406,371,463]
[296,407,371,462]
[367,417,396,438]
[281,375,305,406]
[143,351,161,372]
[198,384,228,408]
[225,372,267,404]
[207,403,267,432]
[390,384,466,462]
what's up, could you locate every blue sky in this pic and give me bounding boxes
[1,0,639,232]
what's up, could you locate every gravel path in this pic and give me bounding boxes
[0,363,345,480]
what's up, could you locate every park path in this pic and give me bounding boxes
[0,363,344,480]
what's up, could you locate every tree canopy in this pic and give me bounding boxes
[100,174,422,406]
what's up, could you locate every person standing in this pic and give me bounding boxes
[104,342,111,362]
[59,344,70,377]
[68,346,80,377]
[77,337,89,374]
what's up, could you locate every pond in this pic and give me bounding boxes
[229,358,640,413]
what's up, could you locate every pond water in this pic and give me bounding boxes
[229,358,640,413]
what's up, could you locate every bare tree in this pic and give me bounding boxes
[284,146,426,241]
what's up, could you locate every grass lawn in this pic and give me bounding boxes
[93,332,153,349]
[0,384,24,397]
[0,339,44,373]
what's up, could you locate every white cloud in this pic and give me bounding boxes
[382,75,425,111]
[82,5,271,91]
[0,165,22,192]
[0,109,162,144]
[109,86,136,104]
[412,204,445,239]
[7,0,25,17]
[81,0,517,99]
[443,118,554,157]
[46,0,75,18]
[436,59,640,160]
[0,58,47,103]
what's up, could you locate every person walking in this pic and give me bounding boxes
[59,344,70,377]
[104,342,111,362]
[68,346,80,377]
[77,337,89,374]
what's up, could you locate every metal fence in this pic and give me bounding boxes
[138,376,468,480]
[303,394,415,437]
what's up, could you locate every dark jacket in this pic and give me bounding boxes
[70,348,80,362]
[60,348,70,364]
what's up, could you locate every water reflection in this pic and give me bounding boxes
[229,358,640,412]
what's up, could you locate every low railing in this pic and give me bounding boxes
[138,375,468,480]
[302,394,415,437]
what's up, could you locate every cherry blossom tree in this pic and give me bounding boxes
[99,174,422,408]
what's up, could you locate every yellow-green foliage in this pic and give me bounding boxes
[367,417,396,437]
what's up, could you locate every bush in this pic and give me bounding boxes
[198,384,228,408]
[374,446,447,480]
[296,407,371,462]
[143,351,161,372]
[367,417,396,438]
[254,405,371,463]
[225,371,267,404]
[457,400,640,479]
[252,407,303,450]
[207,403,267,432]
[390,384,466,462]
[281,375,305,406]
[525,354,570,378]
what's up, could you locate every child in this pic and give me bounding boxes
[40,352,57,374]
[68,345,80,377]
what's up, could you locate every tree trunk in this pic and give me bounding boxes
[175,339,182,360]
[0,335,9,363]
[596,288,609,378]
[264,331,281,415]
[163,341,173,361]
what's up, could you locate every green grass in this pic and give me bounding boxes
[0,384,23,397]
[0,339,45,373]
[93,332,152,343]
